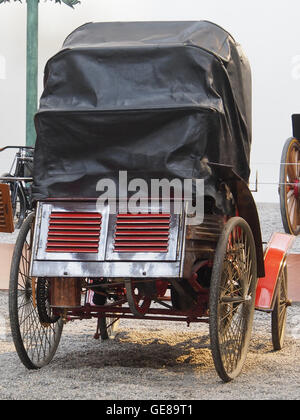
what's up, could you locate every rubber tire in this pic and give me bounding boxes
[272,264,288,351]
[209,217,258,382]
[9,213,63,369]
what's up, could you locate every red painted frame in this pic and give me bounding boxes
[255,233,295,311]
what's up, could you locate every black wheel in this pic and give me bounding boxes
[12,187,26,229]
[9,213,63,369]
[99,316,120,340]
[1,173,26,229]
[209,217,258,382]
[279,138,300,235]
[272,263,290,351]
[36,278,60,325]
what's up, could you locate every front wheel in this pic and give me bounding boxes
[209,217,258,382]
[9,213,63,369]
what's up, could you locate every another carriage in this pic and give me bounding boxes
[2,21,294,382]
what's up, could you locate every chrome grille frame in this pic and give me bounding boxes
[30,201,185,278]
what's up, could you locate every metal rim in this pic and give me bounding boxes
[209,217,257,382]
[9,213,63,369]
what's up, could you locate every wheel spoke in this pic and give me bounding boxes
[272,265,288,351]
[210,217,257,382]
[280,139,300,235]
[287,147,297,181]
[9,213,63,369]
[290,197,297,231]
[125,280,152,317]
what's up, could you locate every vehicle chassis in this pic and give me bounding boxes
[2,165,294,382]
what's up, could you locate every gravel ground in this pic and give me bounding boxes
[0,202,299,400]
[256,202,300,253]
[0,291,299,400]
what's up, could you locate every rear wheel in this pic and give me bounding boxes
[9,213,63,369]
[209,217,258,382]
[272,264,290,350]
[125,279,152,318]
[279,138,300,235]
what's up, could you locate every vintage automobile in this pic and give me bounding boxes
[279,114,300,235]
[0,21,294,382]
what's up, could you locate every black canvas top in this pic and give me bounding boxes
[32,21,252,207]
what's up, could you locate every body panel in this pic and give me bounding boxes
[255,233,295,311]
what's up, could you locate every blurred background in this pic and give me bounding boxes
[0,0,299,203]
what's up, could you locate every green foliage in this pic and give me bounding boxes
[0,0,21,3]
[53,0,81,7]
[0,0,81,7]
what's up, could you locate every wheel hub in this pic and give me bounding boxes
[293,179,300,199]
[25,281,32,300]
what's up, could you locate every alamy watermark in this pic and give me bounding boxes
[96,171,204,225]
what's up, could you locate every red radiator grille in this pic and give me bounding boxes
[114,213,170,253]
[46,212,101,253]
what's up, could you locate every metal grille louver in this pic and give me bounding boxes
[114,213,170,253]
[46,212,101,253]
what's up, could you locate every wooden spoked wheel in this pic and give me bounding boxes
[279,138,300,235]
[125,280,152,318]
[272,263,290,351]
[9,213,63,369]
[209,217,257,382]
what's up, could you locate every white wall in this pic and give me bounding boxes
[1,0,300,202]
